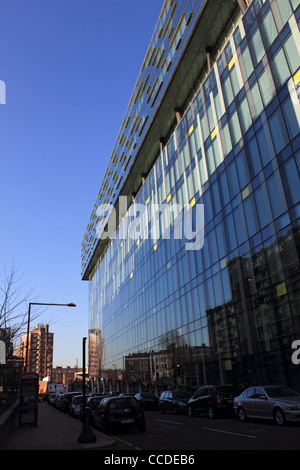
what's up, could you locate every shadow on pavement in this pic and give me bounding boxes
[0,402,116,450]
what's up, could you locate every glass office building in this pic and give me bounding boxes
[82,0,300,394]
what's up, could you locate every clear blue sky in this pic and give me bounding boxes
[0,0,163,367]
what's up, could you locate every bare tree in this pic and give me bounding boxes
[0,264,41,411]
[0,264,41,358]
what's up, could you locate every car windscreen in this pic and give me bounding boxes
[109,398,139,409]
[73,397,83,404]
[172,391,191,399]
[216,387,240,398]
[266,387,300,398]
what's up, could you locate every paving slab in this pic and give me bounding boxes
[0,402,116,450]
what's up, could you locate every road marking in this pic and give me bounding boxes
[109,434,142,450]
[155,418,184,426]
[202,427,258,439]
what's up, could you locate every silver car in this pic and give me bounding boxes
[69,395,83,418]
[233,386,300,425]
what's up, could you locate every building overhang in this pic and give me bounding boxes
[82,0,241,280]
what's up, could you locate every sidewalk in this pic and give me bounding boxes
[0,402,116,450]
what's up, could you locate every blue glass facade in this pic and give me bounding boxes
[81,0,212,279]
[85,0,300,393]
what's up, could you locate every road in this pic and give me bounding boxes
[98,409,300,451]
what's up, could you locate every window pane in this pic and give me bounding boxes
[227,161,240,198]
[221,268,232,303]
[192,165,201,194]
[284,34,300,74]
[219,171,230,206]
[246,137,262,177]
[225,213,237,251]
[213,138,222,168]
[280,158,300,207]
[261,10,277,47]
[250,29,265,66]
[233,206,247,245]
[200,113,209,141]
[271,48,290,88]
[254,185,272,228]
[241,46,254,79]
[236,150,250,188]
[276,0,292,24]
[216,221,227,258]
[208,230,218,265]
[199,156,208,185]
[206,145,216,176]
[223,75,234,107]
[256,126,272,167]
[290,0,300,10]
[194,125,201,153]
[229,111,242,146]
[282,96,300,139]
[268,109,289,154]
[211,180,221,214]
[214,91,224,120]
[230,66,241,95]
[189,132,196,158]
[250,83,264,118]
[213,272,223,306]
[203,190,213,221]
[221,123,232,156]
[266,171,288,218]
[243,194,259,237]
[207,102,215,132]
[258,70,275,107]
[239,96,252,133]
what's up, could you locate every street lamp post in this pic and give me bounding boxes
[25,302,76,372]
[78,337,96,443]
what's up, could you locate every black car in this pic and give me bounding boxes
[80,395,107,423]
[60,392,81,413]
[159,389,191,414]
[187,385,239,419]
[135,392,159,410]
[92,396,146,433]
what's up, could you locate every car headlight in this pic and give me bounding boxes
[178,402,187,407]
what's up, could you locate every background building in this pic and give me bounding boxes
[51,365,82,385]
[19,323,53,380]
[83,0,300,394]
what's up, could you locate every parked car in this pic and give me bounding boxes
[48,393,57,406]
[54,393,65,410]
[69,395,83,418]
[60,392,81,413]
[79,395,107,423]
[135,392,159,410]
[233,385,300,425]
[187,385,239,419]
[159,390,191,414]
[92,396,145,433]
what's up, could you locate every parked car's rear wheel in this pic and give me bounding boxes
[274,408,286,426]
[238,406,247,422]
[208,407,215,419]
